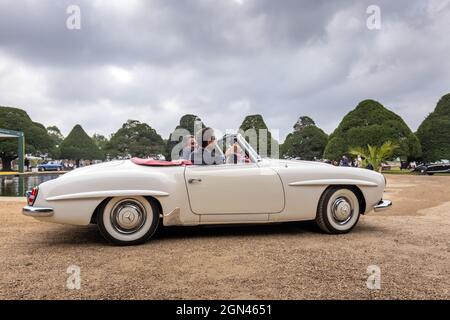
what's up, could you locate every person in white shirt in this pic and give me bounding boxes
[181,135,198,160]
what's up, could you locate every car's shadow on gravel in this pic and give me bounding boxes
[41,222,318,246]
[41,220,386,246]
[154,221,317,240]
[153,220,386,241]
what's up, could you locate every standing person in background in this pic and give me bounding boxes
[357,155,363,168]
[24,158,30,172]
[339,155,350,167]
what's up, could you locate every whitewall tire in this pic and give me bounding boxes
[97,196,159,245]
[315,187,360,234]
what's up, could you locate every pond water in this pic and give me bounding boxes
[0,174,62,197]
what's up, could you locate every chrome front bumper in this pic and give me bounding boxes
[373,199,392,212]
[23,206,54,217]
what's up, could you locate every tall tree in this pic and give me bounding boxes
[92,133,109,152]
[239,114,279,158]
[47,126,64,145]
[106,120,165,158]
[416,93,450,162]
[166,114,206,160]
[60,124,104,165]
[0,106,54,171]
[281,116,328,160]
[47,125,64,159]
[293,116,316,131]
[323,100,421,161]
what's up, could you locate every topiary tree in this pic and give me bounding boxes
[0,106,54,171]
[239,114,279,158]
[166,114,206,160]
[106,120,165,159]
[60,124,104,166]
[323,100,421,161]
[281,116,328,160]
[416,93,450,162]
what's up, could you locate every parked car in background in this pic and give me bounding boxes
[37,162,64,172]
[413,162,450,175]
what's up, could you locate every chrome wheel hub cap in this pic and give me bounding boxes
[331,197,353,224]
[111,200,146,234]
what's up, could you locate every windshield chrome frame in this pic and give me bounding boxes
[236,134,261,163]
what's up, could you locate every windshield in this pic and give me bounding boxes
[218,134,260,163]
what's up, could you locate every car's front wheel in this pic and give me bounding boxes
[315,187,360,234]
[97,196,160,245]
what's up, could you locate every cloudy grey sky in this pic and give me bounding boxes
[0,0,449,141]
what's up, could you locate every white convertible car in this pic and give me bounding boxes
[23,134,391,245]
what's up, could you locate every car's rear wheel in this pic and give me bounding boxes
[315,187,360,234]
[97,196,159,245]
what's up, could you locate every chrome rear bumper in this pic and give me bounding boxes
[373,199,392,212]
[23,206,54,217]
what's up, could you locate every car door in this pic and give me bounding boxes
[429,165,441,173]
[184,163,285,214]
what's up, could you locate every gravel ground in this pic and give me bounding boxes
[0,175,449,300]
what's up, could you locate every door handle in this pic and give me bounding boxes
[188,178,202,184]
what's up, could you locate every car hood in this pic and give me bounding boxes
[260,158,334,168]
[261,158,385,185]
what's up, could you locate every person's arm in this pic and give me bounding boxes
[225,145,234,157]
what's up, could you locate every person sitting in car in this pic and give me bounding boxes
[225,139,245,164]
[190,127,224,165]
[181,135,198,160]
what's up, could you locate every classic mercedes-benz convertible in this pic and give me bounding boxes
[23,134,391,245]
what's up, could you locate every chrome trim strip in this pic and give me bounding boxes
[289,179,378,187]
[374,199,392,212]
[22,206,54,217]
[46,190,169,201]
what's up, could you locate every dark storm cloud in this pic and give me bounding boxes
[0,0,449,139]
